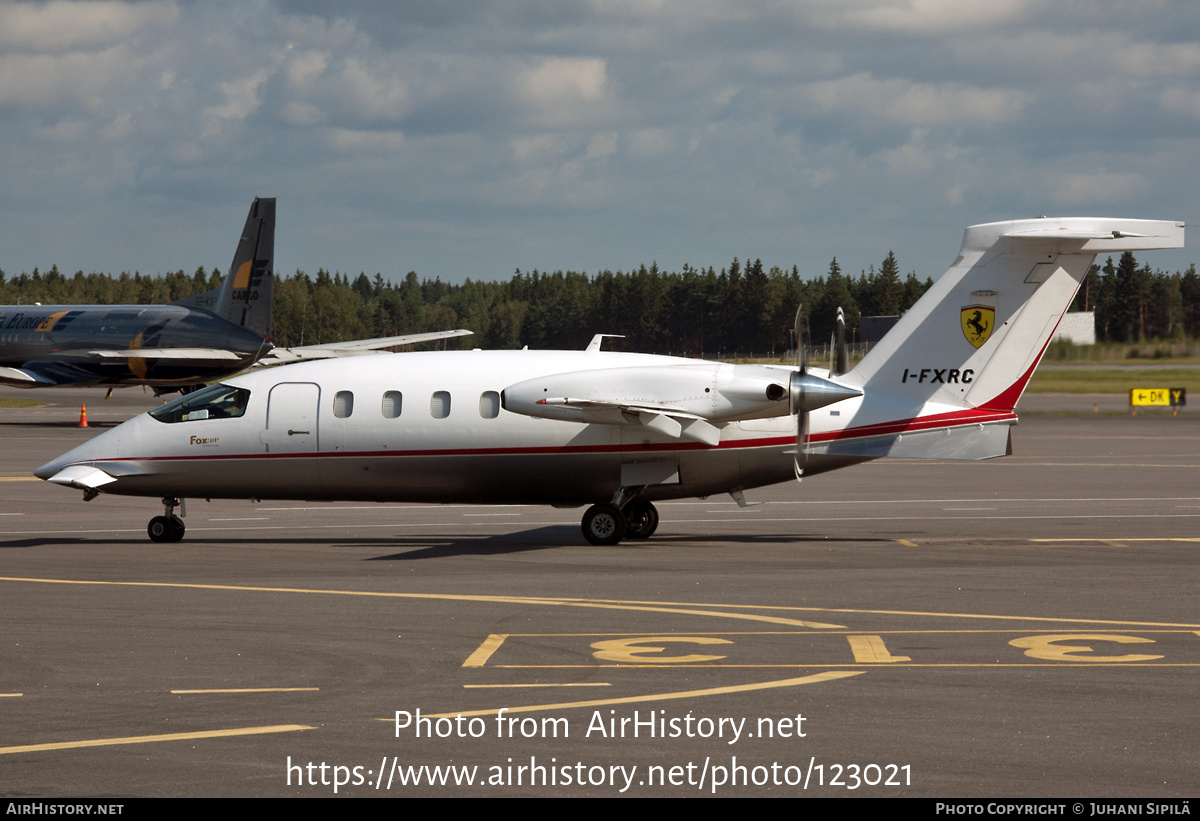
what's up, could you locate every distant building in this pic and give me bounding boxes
[1052,311,1095,345]
[860,315,900,344]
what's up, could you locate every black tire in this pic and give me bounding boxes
[148,516,172,543]
[581,504,626,546]
[623,500,659,539]
[148,515,186,543]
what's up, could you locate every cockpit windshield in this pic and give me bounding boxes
[150,383,250,424]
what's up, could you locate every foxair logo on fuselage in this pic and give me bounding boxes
[960,305,994,349]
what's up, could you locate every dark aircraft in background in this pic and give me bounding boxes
[0,198,469,394]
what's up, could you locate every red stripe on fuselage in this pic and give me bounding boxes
[75,410,1016,467]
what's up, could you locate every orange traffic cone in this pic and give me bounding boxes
[78,404,88,428]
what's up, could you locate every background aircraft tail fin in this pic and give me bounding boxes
[844,218,1184,413]
[174,197,276,338]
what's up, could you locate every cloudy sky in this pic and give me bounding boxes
[1,0,1197,288]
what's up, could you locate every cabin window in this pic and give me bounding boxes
[430,391,451,419]
[479,391,500,419]
[333,391,354,418]
[150,384,250,424]
[382,391,403,419]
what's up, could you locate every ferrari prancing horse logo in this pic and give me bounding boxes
[961,305,994,348]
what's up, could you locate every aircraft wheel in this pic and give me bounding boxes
[622,500,659,539]
[581,504,626,546]
[148,515,186,543]
[148,516,173,543]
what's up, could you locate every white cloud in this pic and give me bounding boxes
[586,131,618,158]
[820,0,1032,34]
[0,0,1196,284]
[1160,85,1200,119]
[333,58,409,122]
[201,70,269,137]
[0,45,141,111]
[512,133,568,161]
[802,72,1027,128]
[0,0,178,53]
[330,128,406,154]
[1049,170,1146,206]
[514,56,611,126]
[285,49,329,90]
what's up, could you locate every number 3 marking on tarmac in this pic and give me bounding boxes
[591,637,732,663]
[1009,634,1163,662]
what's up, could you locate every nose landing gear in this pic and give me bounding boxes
[148,497,185,543]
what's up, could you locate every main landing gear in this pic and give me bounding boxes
[580,498,659,546]
[148,497,185,543]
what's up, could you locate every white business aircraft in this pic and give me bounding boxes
[36,217,1183,544]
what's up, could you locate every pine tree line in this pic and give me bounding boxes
[2,250,1195,352]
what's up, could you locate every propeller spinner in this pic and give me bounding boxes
[789,305,860,479]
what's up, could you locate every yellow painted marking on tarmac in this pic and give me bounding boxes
[1032,538,1200,543]
[894,539,919,547]
[0,724,313,756]
[170,687,319,694]
[491,662,1200,668]
[591,636,731,664]
[0,578,845,629]
[1009,634,1163,662]
[543,598,1200,629]
[0,477,39,482]
[463,683,611,688]
[421,671,864,719]
[1,693,22,697]
[463,634,508,668]
[846,635,911,663]
[465,628,1198,636]
[4,578,1199,631]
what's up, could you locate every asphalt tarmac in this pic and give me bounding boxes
[1,387,1197,798]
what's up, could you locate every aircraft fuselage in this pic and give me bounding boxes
[0,304,268,388]
[35,350,824,506]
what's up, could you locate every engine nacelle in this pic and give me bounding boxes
[502,363,857,424]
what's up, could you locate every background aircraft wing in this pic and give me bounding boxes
[259,329,473,364]
[0,365,59,386]
[87,348,246,361]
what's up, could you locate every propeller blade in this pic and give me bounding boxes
[834,306,847,376]
[794,408,808,481]
[793,304,808,375]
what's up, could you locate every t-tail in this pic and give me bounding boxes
[174,197,276,338]
[813,217,1184,462]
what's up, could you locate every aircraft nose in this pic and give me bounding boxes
[34,425,122,480]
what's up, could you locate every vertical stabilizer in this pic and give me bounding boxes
[174,198,276,338]
[845,218,1184,413]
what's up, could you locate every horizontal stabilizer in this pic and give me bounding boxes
[262,329,473,363]
[812,422,1013,461]
[1001,219,1184,251]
